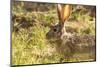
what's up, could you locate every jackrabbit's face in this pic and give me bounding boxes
[46,24,61,40]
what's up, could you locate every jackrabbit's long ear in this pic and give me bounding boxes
[57,4,71,23]
[62,4,71,22]
[57,4,62,23]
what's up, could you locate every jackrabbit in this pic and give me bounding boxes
[46,4,74,62]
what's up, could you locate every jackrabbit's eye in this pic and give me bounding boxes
[53,28,57,32]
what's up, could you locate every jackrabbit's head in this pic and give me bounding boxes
[46,4,71,40]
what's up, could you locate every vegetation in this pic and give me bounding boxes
[12,1,96,65]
